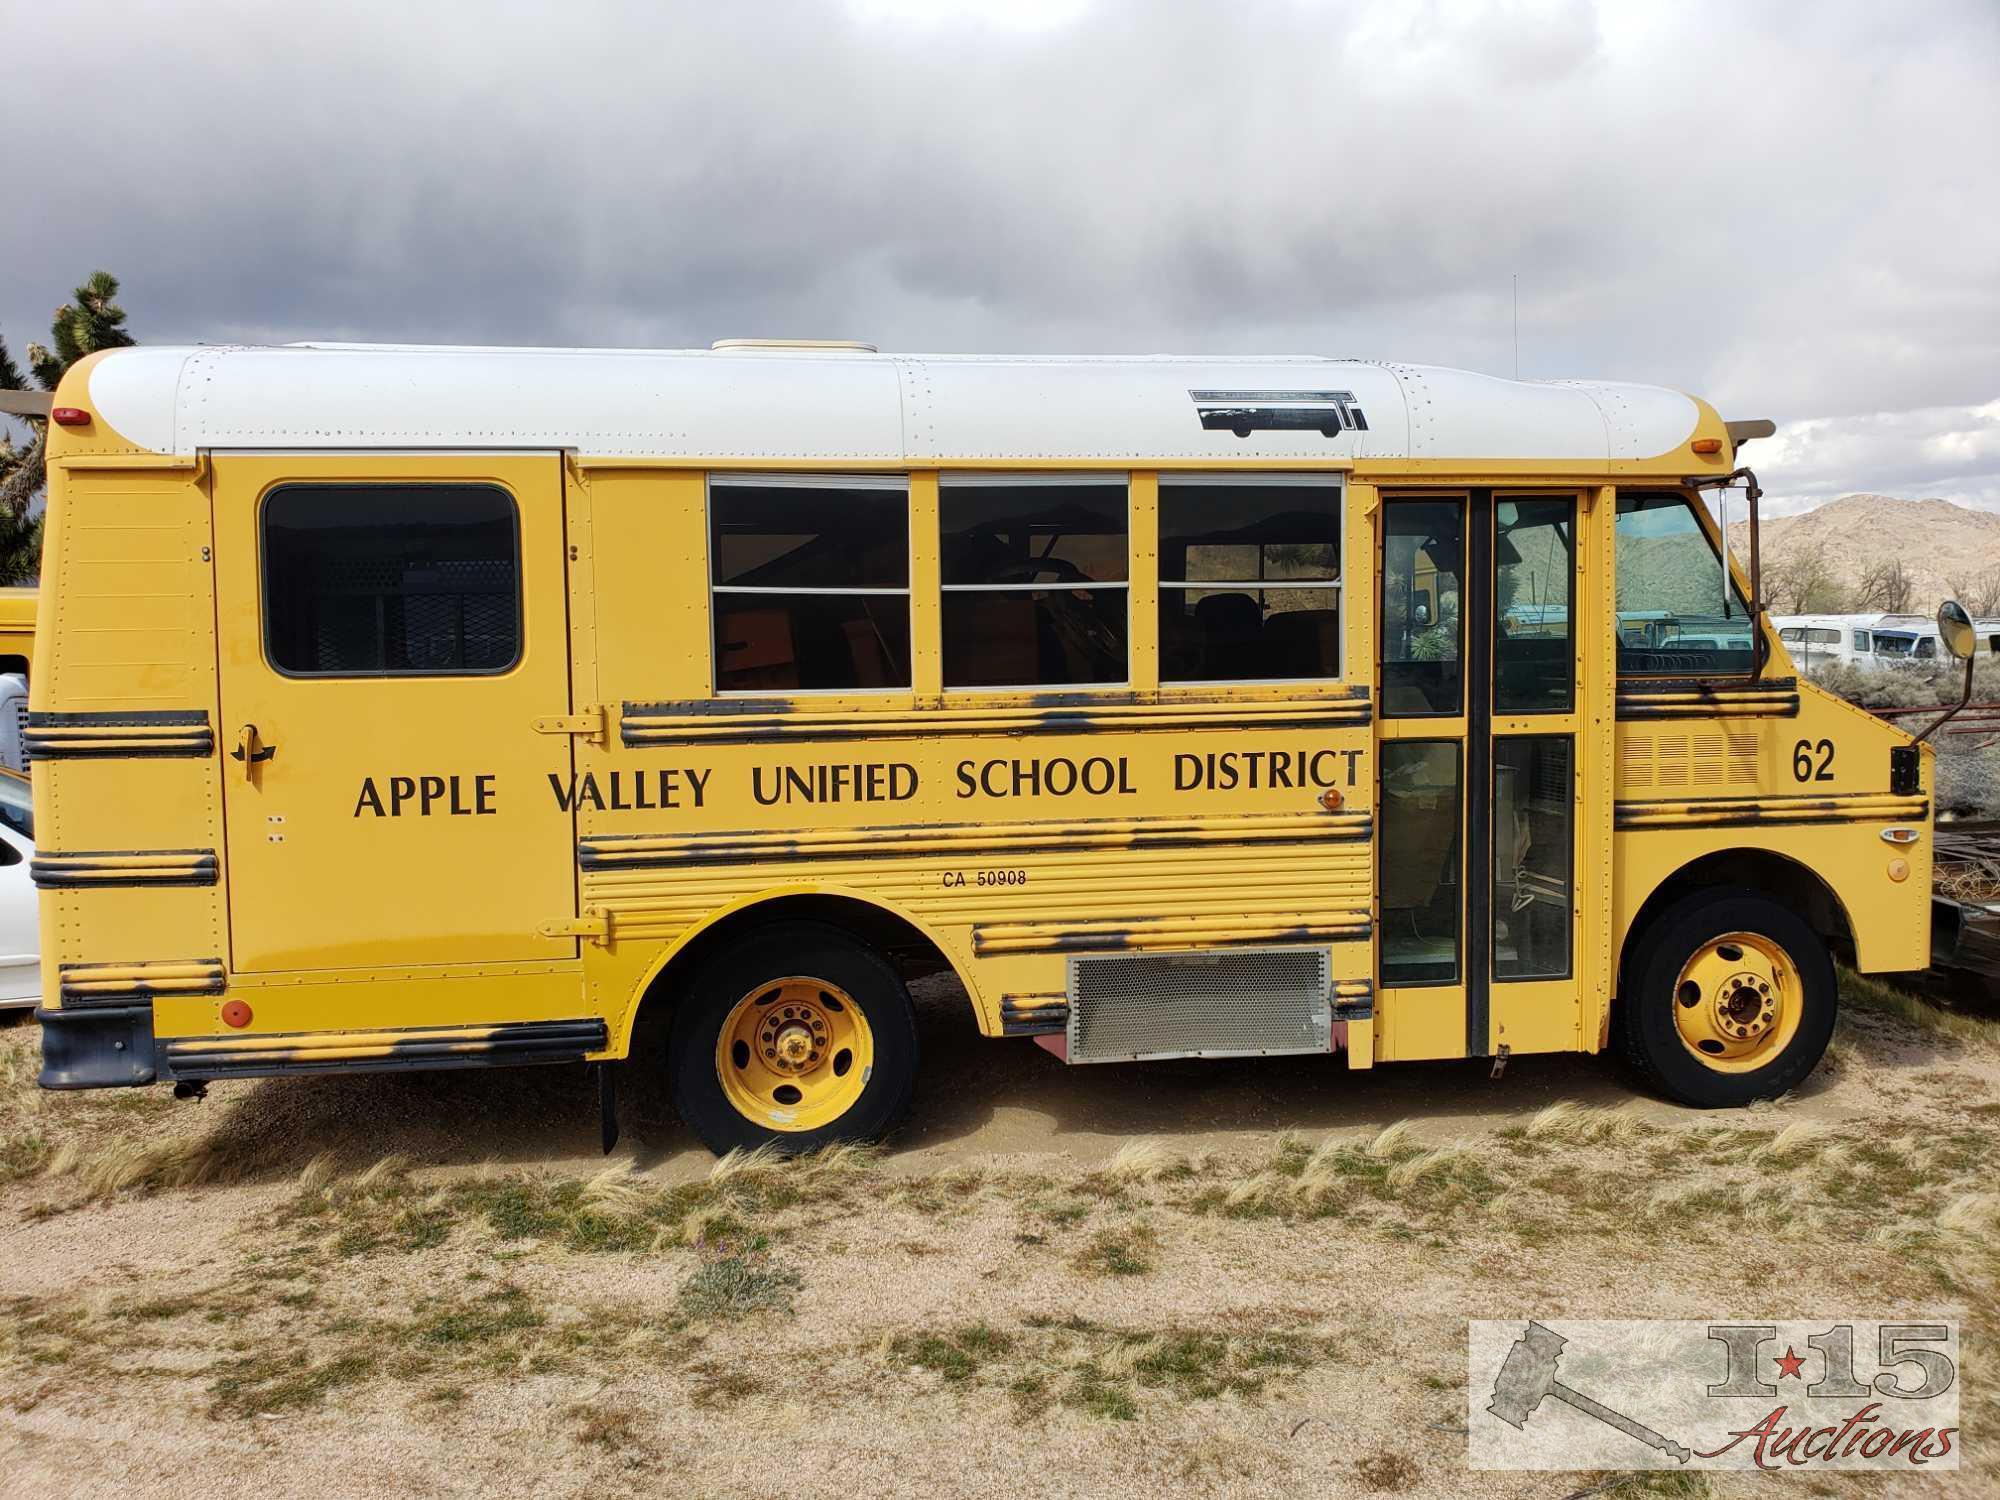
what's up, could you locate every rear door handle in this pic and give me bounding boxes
[230,723,277,768]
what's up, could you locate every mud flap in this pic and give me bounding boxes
[37,1003,159,1089]
[598,1060,620,1155]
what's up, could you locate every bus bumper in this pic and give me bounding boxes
[37,1003,159,1089]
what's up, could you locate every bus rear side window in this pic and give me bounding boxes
[263,484,521,676]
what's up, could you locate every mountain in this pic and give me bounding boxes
[1726,494,2000,616]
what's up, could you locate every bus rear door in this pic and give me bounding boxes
[211,454,580,973]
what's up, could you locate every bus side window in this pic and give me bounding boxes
[709,476,911,693]
[1612,492,1753,676]
[1156,475,1341,683]
[939,475,1128,689]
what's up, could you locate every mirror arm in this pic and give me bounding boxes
[1914,650,1978,746]
[1685,466,1766,682]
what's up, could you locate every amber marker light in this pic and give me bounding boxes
[1691,437,1722,454]
[1319,787,1345,811]
[50,407,90,426]
[1888,859,1911,883]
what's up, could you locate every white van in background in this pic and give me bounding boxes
[1775,614,1881,671]
[1871,616,1942,666]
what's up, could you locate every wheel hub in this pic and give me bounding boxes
[1672,933,1799,1072]
[1716,971,1776,1039]
[762,1008,826,1074]
[716,977,874,1131]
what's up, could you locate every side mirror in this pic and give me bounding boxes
[1918,600,1981,744]
[1939,599,1977,661]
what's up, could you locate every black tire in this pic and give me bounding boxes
[1617,888,1836,1108]
[667,920,918,1155]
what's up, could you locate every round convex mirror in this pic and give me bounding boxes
[1938,599,1977,661]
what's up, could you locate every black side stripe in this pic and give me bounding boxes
[164,1018,609,1080]
[1614,677,1800,721]
[25,709,215,759]
[621,692,1373,747]
[58,958,226,1007]
[32,849,219,889]
[579,814,1375,872]
[999,994,1069,1037]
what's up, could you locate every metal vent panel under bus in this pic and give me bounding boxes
[1066,946,1332,1064]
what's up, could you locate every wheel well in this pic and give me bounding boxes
[1617,848,1853,996]
[627,894,966,1049]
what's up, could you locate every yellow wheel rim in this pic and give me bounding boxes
[1672,931,1802,1073]
[715,977,874,1132]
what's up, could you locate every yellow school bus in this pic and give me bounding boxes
[28,343,1937,1153]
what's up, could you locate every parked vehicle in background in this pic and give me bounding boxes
[0,675,28,774]
[0,588,35,680]
[1774,614,1881,672]
[0,768,38,1008]
[1873,616,1942,666]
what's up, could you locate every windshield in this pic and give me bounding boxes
[1613,493,1755,675]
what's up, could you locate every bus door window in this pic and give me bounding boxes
[1493,497,1574,713]
[1493,735,1573,980]
[1382,501,1464,715]
[1380,740,1462,985]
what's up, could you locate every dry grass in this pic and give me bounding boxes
[886,1313,1339,1421]
[1071,1221,1159,1277]
[1842,966,2000,1047]
[1521,1100,1651,1147]
[2,972,1997,1496]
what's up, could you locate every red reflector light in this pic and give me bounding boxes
[50,407,90,427]
[220,999,253,1029]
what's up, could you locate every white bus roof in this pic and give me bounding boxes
[79,343,1704,464]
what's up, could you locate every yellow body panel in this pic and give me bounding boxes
[29,361,1932,1097]
[0,585,35,669]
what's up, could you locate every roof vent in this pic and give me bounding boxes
[710,338,878,354]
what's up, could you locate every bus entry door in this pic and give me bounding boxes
[1375,489,1605,1060]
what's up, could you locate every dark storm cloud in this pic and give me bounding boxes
[5,0,1996,502]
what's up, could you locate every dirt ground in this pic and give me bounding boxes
[0,973,1995,1500]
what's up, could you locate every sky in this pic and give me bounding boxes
[4,0,1995,513]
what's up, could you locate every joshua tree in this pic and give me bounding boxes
[0,272,136,582]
